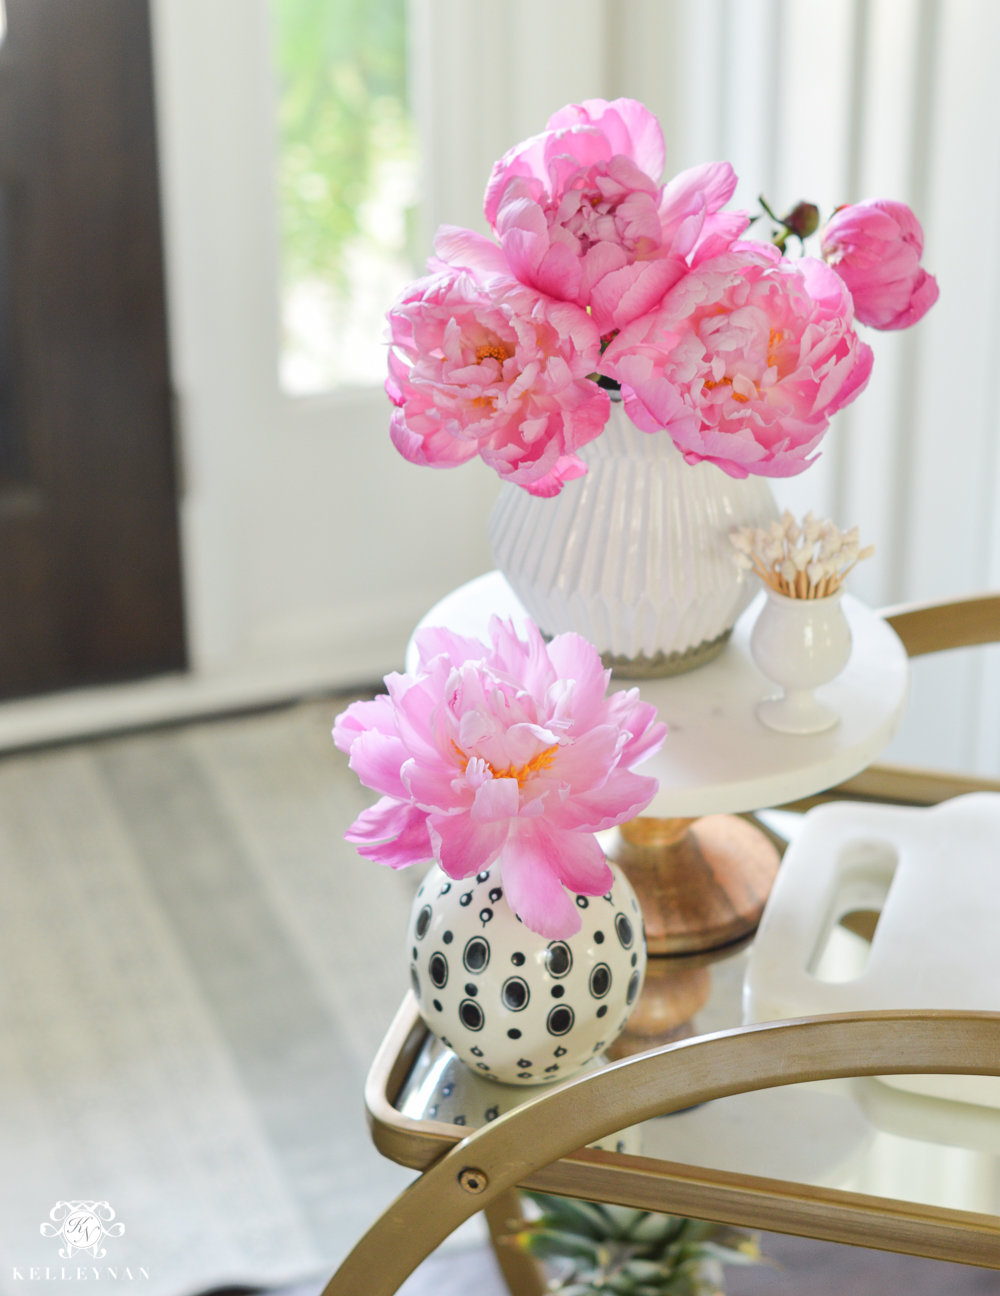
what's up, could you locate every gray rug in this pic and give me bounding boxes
[0,699,432,1296]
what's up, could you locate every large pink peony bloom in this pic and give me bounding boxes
[334,618,666,938]
[599,244,874,478]
[386,228,610,498]
[820,199,939,331]
[484,97,748,333]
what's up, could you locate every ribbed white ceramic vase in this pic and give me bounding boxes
[488,402,780,677]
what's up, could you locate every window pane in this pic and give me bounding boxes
[272,0,417,395]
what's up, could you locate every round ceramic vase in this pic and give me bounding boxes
[407,860,647,1085]
[750,587,852,735]
[487,402,780,677]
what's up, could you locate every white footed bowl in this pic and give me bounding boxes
[751,587,853,735]
[407,860,646,1085]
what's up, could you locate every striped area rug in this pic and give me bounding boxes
[0,699,428,1296]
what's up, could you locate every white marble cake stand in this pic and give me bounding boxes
[406,571,910,817]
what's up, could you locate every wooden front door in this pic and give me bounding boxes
[0,0,185,700]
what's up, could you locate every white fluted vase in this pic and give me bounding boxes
[488,403,780,677]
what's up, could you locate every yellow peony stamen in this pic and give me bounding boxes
[456,742,559,786]
[475,343,509,365]
[703,377,750,403]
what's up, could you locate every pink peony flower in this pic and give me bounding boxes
[484,97,748,333]
[820,199,939,330]
[333,618,666,939]
[599,243,874,478]
[386,228,610,498]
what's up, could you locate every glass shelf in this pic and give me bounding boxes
[392,944,1000,1222]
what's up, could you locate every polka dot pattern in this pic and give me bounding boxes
[406,861,646,1085]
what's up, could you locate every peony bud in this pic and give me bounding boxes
[783,201,820,240]
[821,199,939,330]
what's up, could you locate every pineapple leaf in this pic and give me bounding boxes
[527,1192,613,1238]
[599,1204,650,1238]
[694,1240,763,1267]
[518,1191,762,1295]
[516,1227,604,1263]
[627,1212,685,1244]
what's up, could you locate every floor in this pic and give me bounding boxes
[278,1229,1000,1295]
[0,697,996,1296]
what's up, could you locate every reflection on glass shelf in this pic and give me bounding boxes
[641,1080,875,1188]
[272,0,418,394]
[395,1034,641,1155]
[647,949,1000,1218]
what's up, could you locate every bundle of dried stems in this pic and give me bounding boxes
[731,511,873,599]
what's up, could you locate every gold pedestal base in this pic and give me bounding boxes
[605,814,782,955]
[608,814,781,1056]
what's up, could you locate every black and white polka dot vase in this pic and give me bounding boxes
[407,859,647,1085]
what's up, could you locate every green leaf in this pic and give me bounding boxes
[600,1205,649,1238]
[622,1258,667,1280]
[695,1241,762,1267]
[524,1192,614,1239]
[518,1228,603,1263]
[627,1213,683,1244]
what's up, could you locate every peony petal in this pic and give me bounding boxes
[347,799,434,870]
[543,825,614,895]
[544,633,611,731]
[333,694,397,753]
[545,98,665,181]
[428,812,509,879]
[549,725,623,793]
[404,759,471,814]
[499,820,582,938]
[532,239,584,302]
[547,768,661,832]
[884,270,939,330]
[517,453,589,497]
[589,257,686,333]
[433,224,512,280]
[471,777,520,823]
[347,730,410,800]
[659,161,738,226]
[414,625,490,673]
[690,210,751,266]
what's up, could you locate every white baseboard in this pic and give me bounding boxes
[0,651,396,754]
